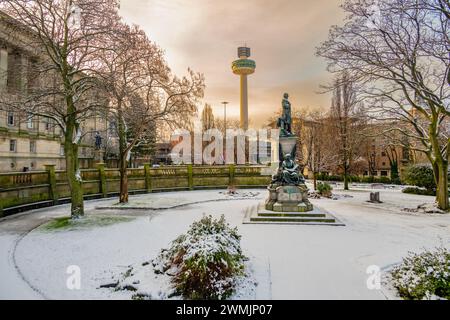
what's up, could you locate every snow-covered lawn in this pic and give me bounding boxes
[1,186,449,300]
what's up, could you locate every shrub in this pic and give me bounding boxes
[349,175,361,183]
[362,176,375,183]
[316,174,342,182]
[402,187,450,197]
[317,182,333,197]
[391,247,450,300]
[329,175,343,181]
[154,215,246,300]
[377,176,391,184]
[361,176,392,184]
[402,187,436,196]
[391,176,402,185]
[404,164,437,191]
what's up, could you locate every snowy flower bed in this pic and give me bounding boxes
[101,214,255,300]
[153,215,248,300]
[390,247,450,300]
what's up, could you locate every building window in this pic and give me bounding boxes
[9,139,17,152]
[381,171,388,176]
[381,152,386,157]
[109,120,117,132]
[27,113,34,129]
[7,112,14,126]
[45,118,54,131]
[60,145,65,156]
[30,140,36,153]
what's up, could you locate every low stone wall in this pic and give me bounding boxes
[0,164,271,216]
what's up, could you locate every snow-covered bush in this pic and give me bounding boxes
[404,164,450,192]
[317,182,333,197]
[153,215,246,300]
[391,247,450,300]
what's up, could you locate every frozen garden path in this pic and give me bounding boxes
[0,185,449,300]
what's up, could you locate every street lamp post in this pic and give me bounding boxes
[221,101,229,164]
[221,101,229,132]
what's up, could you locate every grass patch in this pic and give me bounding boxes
[40,215,133,232]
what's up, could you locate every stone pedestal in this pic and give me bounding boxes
[279,136,297,160]
[265,185,313,212]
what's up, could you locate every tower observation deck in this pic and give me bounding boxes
[232,46,256,130]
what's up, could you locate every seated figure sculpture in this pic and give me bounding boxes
[271,153,305,186]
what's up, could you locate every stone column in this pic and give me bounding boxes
[271,135,280,173]
[144,163,152,193]
[45,164,58,204]
[0,48,8,90]
[187,164,194,190]
[96,163,107,198]
[229,164,236,186]
[20,54,28,93]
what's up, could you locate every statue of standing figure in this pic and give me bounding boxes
[277,93,292,136]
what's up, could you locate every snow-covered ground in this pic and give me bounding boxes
[1,185,449,300]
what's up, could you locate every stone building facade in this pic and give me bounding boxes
[0,11,110,172]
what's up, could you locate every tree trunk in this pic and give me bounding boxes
[119,154,129,203]
[390,161,400,184]
[435,159,449,211]
[429,121,449,211]
[65,118,84,218]
[118,107,129,203]
[343,163,349,190]
[313,172,317,191]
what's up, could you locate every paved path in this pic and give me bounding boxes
[1,187,449,300]
[0,190,260,299]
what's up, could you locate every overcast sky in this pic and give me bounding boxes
[119,0,345,127]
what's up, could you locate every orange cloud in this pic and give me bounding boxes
[120,0,344,127]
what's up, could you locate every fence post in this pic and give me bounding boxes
[144,163,152,193]
[45,164,58,204]
[96,163,107,198]
[229,164,236,186]
[187,164,194,190]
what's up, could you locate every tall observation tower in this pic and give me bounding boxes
[232,46,256,130]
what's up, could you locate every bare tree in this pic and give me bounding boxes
[317,0,449,209]
[0,0,121,217]
[96,23,204,203]
[215,118,240,133]
[201,103,215,131]
[329,73,366,190]
[300,108,336,190]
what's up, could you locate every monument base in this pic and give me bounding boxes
[243,202,345,226]
[265,185,313,212]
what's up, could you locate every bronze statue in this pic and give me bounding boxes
[277,93,293,136]
[271,153,305,186]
